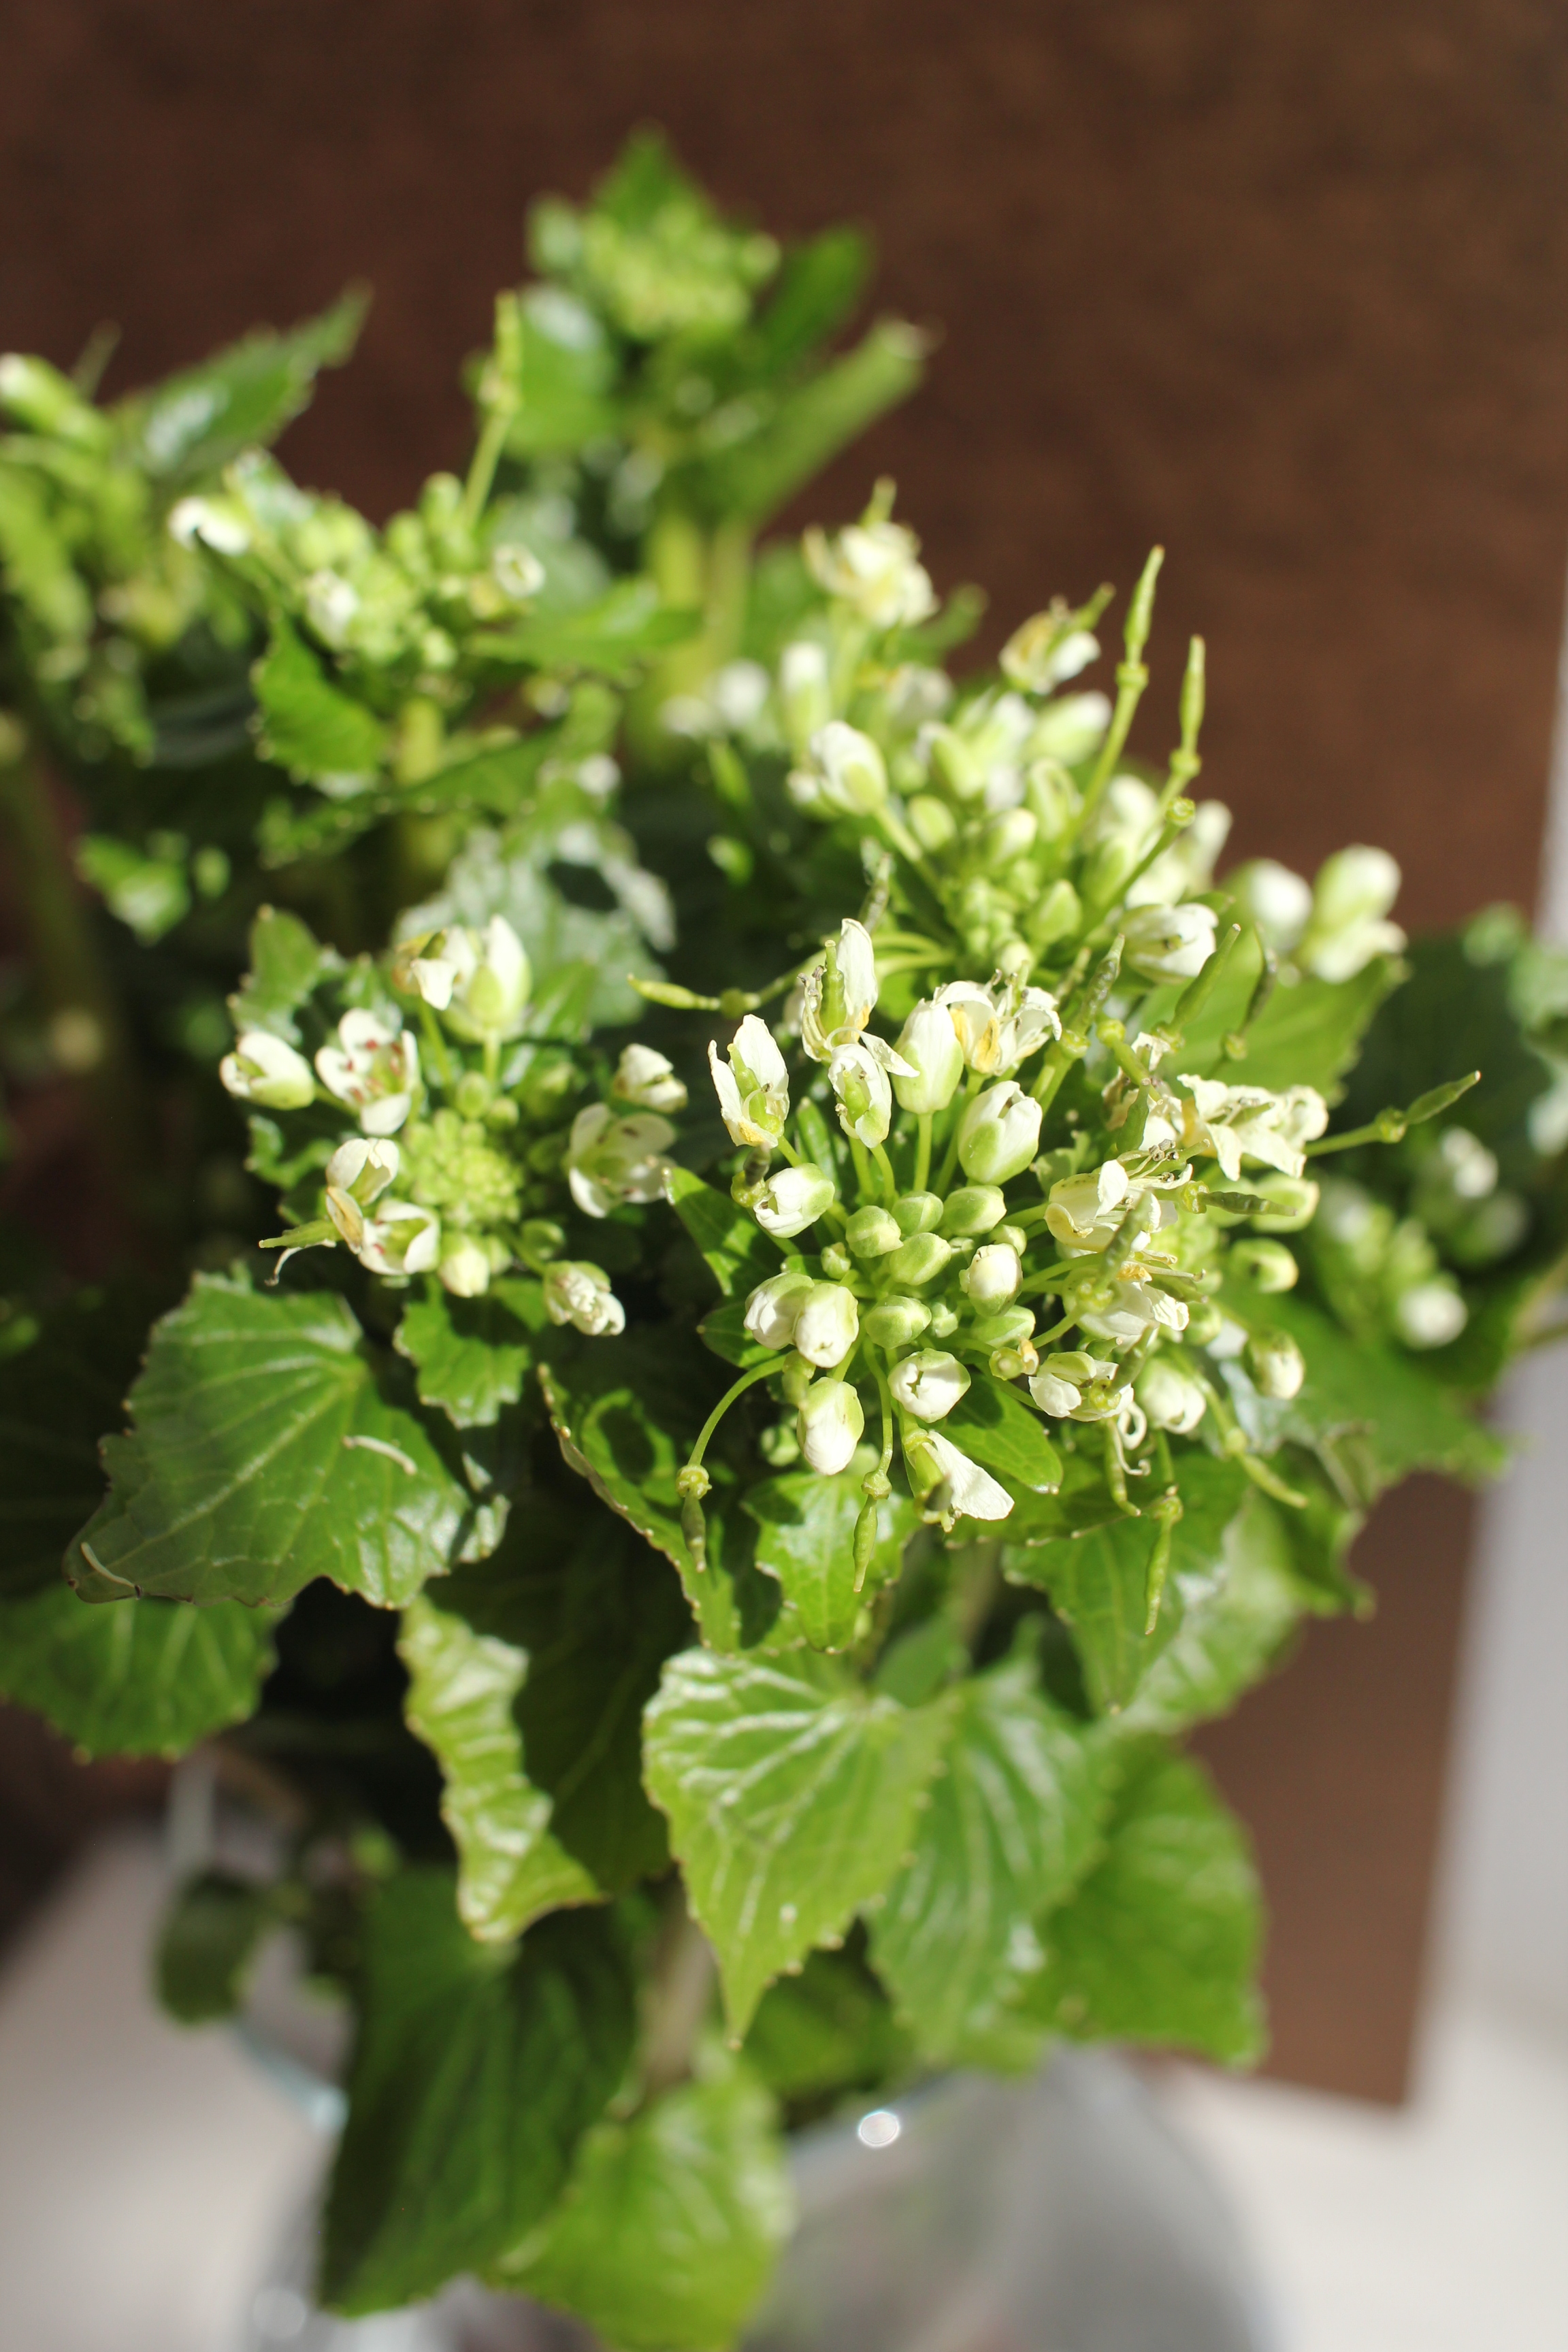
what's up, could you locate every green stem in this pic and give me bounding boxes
[913,1112,934,1196]
[872,1143,899,1203]
[460,403,511,531]
[685,1360,778,1475]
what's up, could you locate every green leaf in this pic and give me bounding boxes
[664,1165,781,1299]
[743,1946,913,2104]
[0,1580,279,1757]
[0,462,93,638]
[1004,1456,1248,1713]
[538,1333,783,1654]
[696,1296,773,1369]
[1022,1744,1264,2064]
[321,1872,634,2315]
[942,1374,1062,1494]
[497,2054,793,2352]
[75,835,190,943]
[693,320,925,525]
[399,1594,600,1942]
[393,1278,548,1430]
[743,1471,916,1652]
[156,1869,273,2023]
[119,289,366,483]
[434,1503,688,1893]
[869,1648,1111,2057]
[485,578,698,679]
[1119,1491,1305,1735]
[1160,930,1400,1096]
[502,291,620,458]
[748,227,871,382]
[1258,1292,1507,1492]
[252,612,388,783]
[0,1283,157,1599]
[229,904,337,1043]
[643,1648,949,2034]
[66,1274,478,1610]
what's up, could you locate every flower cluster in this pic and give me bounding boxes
[221,911,683,1325]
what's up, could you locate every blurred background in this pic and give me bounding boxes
[1,6,1565,2345]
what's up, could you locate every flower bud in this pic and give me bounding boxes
[1229,1239,1299,1294]
[1228,860,1313,955]
[907,796,959,854]
[804,514,936,630]
[1300,847,1405,983]
[1000,608,1100,694]
[566,1104,674,1218]
[743,1271,817,1352]
[958,1083,1043,1185]
[892,1191,944,1237]
[967,1304,1034,1350]
[1247,1328,1305,1400]
[940,1185,1007,1237]
[886,1231,955,1289]
[1122,902,1218,983]
[518,1218,565,1268]
[889,1350,970,1422]
[1394,1280,1467,1350]
[544,1260,625,1337]
[846,1205,902,1258]
[612,1043,687,1113]
[961,1242,1022,1308]
[709,1014,789,1149]
[787,721,888,819]
[981,808,1039,870]
[794,1281,860,1369]
[821,1241,854,1281]
[407,916,531,1041]
[220,1029,316,1112]
[779,641,832,749]
[754,1163,836,1239]
[1183,1298,1226,1348]
[861,1293,932,1348]
[1244,1174,1320,1234]
[990,1341,1039,1381]
[1134,1356,1208,1435]
[315,1011,421,1137]
[440,1239,493,1298]
[798,1377,866,1475]
[1029,691,1111,764]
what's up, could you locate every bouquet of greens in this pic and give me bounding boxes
[1,137,1563,2351]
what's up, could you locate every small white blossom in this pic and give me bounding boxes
[960,1243,1022,1308]
[566,1104,674,1218]
[1395,1280,1467,1350]
[1179,1076,1328,1183]
[439,1240,493,1298]
[324,1137,399,1209]
[1122,902,1218,983]
[803,515,936,630]
[544,1260,625,1337]
[957,1082,1043,1186]
[889,1350,970,1422]
[892,999,967,1114]
[1077,1281,1190,1347]
[329,1197,440,1278]
[800,919,879,1061]
[828,1041,903,1148]
[794,1281,860,1369]
[1134,1355,1208,1434]
[934,979,1060,1075]
[407,915,531,1040]
[743,1271,817,1351]
[1028,1351,1132,1422]
[798,1377,865,1474]
[315,1011,420,1137]
[1247,1327,1305,1399]
[709,1015,789,1150]
[1045,1160,1132,1253]
[906,1428,1013,1524]
[754,1163,836,1239]
[220,1029,316,1111]
[1299,846,1405,981]
[787,721,888,819]
[778,640,832,748]
[1228,859,1313,954]
[611,1043,687,1114]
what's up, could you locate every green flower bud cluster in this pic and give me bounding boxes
[231,910,678,1320]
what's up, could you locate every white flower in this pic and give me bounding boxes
[611,1043,687,1113]
[794,1281,860,1368]
[709,1015,789,1149]
[1045,1160,1132,1253]
[330,1197,440,1277]
[803,516,936,630]
[1000,607,1100,693]
[889,1350,970,1422]
[543,1260,625,1337]
[754,1163,836,1239]
[1029,691,1111,764]
[324,1137,399,1208]
[957,1081,1043,1185]
[800,918,879,1060]
[407,915,531,1040]
[778,640,832,748]
[828,1041,902,1148]
[1395,1280,1467,1350]
[892,999,966,1114]
[743,1271,817,1351]
[220,1029,316,1111]
[1228,859,1313,953]
[1134,1355,1208,1434]
[1299,846,1406,981]
[787,721,888,819]
[1179,1076,1328,1182]
[934,979,1060,1075]
[1076,1281,1190,1347]
[798,1377,866,1474]
[960,1243,1022,1308]
[1028,1351,1131,1422]
[1122,902,1218,983]
[439,1240,493,1298]
[315,1011,420,1137]
[1126,801,1232,909]
[566,1103,674,1218]
[906,1428,1013,1524]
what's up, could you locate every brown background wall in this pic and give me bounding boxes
[3,0,1566,2095]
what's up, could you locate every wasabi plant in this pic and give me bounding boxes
[1,138,1564,2352]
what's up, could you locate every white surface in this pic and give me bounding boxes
[0,1831,321,2352]
[1169,2006,1568,2352]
